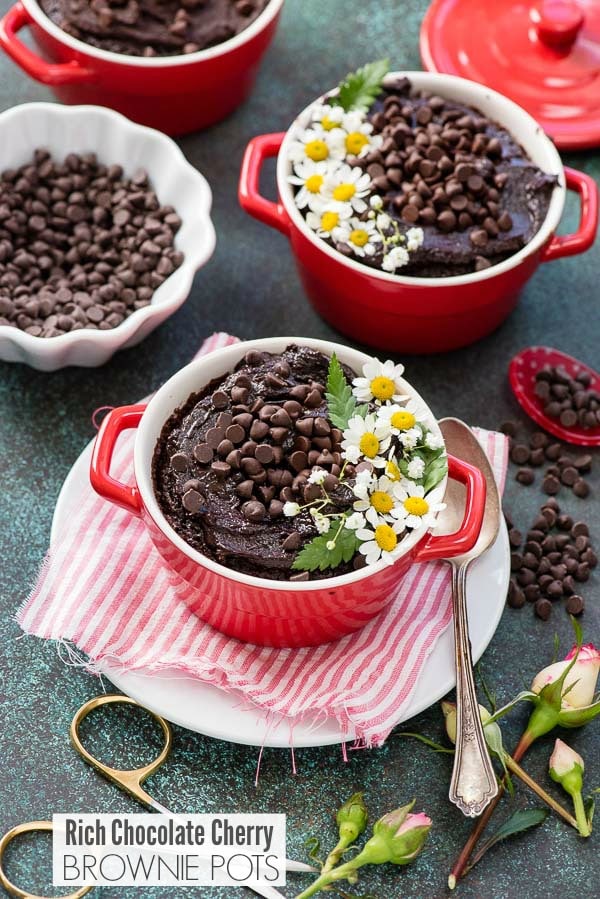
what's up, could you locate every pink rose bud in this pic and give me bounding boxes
[363,802,431,866]
[549,738,584,780]
[532,643,600,709]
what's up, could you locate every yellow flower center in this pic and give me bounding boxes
[386,460,402,482]
[346,132,369,155]
[305,174,324,194]
[359,432,380,458]
[370,491,394,514]
[333,183,356,202]
[375,524,398,553]
[305,139,329,161]
[370,376,396,401]
[321,116,340,131]
[404,496,429,517]
[320,211,339,232]
[391,410,416,430]
[350,228,369,247]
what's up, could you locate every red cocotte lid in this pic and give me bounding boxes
[420,0,600,149]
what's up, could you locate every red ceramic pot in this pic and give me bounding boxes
[0,0,284,136]
[90,337,486,648]
[239,71,598,353]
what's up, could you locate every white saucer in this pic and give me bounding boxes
[52,440,509,748]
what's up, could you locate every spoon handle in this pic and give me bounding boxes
[449,561,499,817]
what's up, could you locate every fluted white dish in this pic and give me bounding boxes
[0,103,216,370]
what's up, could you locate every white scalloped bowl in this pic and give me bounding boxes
[0,103,216,370]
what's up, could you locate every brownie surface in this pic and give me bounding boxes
[40,0,269,57]
[152,346,357,581]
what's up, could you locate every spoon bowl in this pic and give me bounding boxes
[509,346,600,446]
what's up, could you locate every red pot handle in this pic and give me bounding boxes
[239,133,290,236]
[90,404,146,517]
[541,166,598,262]
[0,1,94,85]
[413,454,486,563]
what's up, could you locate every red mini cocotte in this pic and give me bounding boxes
[239,71,598,354]
[90,337,487,648]
[0,0,284,135]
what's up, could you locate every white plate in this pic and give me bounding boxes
[52,440,509,748]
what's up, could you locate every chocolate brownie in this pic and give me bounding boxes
[40,0,270,57]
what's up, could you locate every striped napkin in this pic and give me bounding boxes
[18,333,508,746]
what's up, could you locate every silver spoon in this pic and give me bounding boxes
[438,418,501,817]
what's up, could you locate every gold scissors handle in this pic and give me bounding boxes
[0,821,92,899]
[70,695,172,812]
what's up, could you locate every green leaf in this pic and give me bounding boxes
[326,352,359,430]
[292,527,360,573]
[570,614,583,649]
[464,809,548,875]
[305,836,324,869]
[395,732,454,754]
[330,59,390,113]
[422,454,448,493]
[485,691,537,725]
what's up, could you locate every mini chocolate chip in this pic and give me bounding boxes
[255,444,275,465]
[573,478,590,498]
[529,448,545,467]
[535,598,552,620]
[211,461,231,478]
[170,452,189,472]
[566,594,584,615]
[574,455,592,473]
[282,531,302,552]
[211,390,229,409]
[205,426,226,449]
[217,439,234,457]
[226,424,246,445]
[304,389,322,409]
[242,500,266,523]
[270,427,289,444]
[509,528,523,548]
[511,444,530,464]
[524,584,540,602]
[543,474,561,495]
[182,489,203,513]
[250,420,270,440]
[236,480,254,500]
[516,467,534,485]
[499,421,518,437]
[546,580,563,598]
[269,500,284,518]
[545,443,562,460]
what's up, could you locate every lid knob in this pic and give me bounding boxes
[534,0,585,49]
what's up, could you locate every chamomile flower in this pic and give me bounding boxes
[344,511,366,530]
[356,519,406,566]
[342,413,391,467]
[288,128,345,165]
[352,358,406,405]
[288,159,333,211]
[385,456,403,482]
[332,217,382,257]
[310,102,345,132]
[425,431,445,451]
[377,399,428,434]
[406,227,425,252]
[341,119,383,158]
[353,474,396,525]
[399,427,423,450]
[322,164,372,213]
[354,468,375,491]
[382,246,410,273]
[392,480,446,530]
[311,509,331,534]
[306,204,352,238]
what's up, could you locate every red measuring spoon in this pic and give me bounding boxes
[509,346,600,447]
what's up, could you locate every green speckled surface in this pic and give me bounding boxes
[0,1,599,897]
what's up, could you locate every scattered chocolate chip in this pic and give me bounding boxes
[509,528,523,548]
[566,594,584,615]
[511,444,530,465]
[516,467,534,485]
[535,598,552,620]
[573,478,590,498]
[542,474,561,495]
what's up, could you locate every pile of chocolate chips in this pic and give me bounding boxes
[506,499,597,620]
[534,364,600,430]
[174,350,349,526]
[501,422,592,498]
[41,0,268,57]
[355,81,513,259]
[0,149,182,337]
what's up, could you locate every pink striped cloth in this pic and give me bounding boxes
[18,333,509,746]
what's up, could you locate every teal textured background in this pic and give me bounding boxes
[0,1,599,897]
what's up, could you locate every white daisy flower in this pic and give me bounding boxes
[306,204,352,238]
[425,431,445,451]
[283,502,301,517]
[356,519,406,566]
[288,159,336,211]
[341,413,392,468]
[399,427,423,450]
[382,246,410,273]
[406,227,425,252]
[310,509,331,534]
[332,217,382,258]
[353,474,396,525]
[354,468,375,491]
[322,164,372,213]
[377,399,428,435]
[288,128,346,165]
[352,358,406,405]
[310,102,345,133]
[341,120,383,158]
[345,511,366,530]
[384,455,403,483]
[308,468,327,485]
[392,480,446,530]
[407,457,426,480]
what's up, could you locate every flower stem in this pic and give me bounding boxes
[322,836,350,875]
[504,756,578,828]
[294,858,367,899]
[572,791,592,838]
[448,729,535,889]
